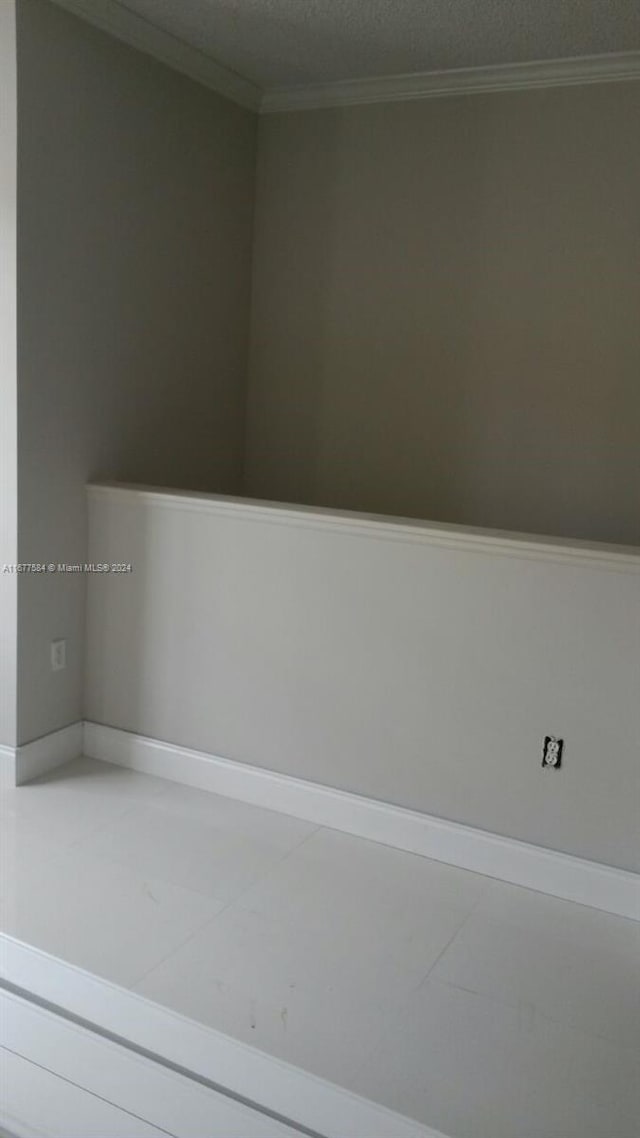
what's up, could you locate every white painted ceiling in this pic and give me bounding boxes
[116,0,640,89]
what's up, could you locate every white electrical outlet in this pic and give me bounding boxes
[50,639,67,671]
[542,735,564,769]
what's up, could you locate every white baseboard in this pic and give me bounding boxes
[15,723,83,786]
[83,723,639,921]
[0,744,16,791]
[0,723,83,788]
[0,935,446,1138]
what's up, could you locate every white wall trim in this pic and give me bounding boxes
[87,482,640,573]
[36,13,640,114]
[261,51,640,112]
[0,936,447,1138]
[1,1045,169,1138]
[0,987,302,1138]
[83,723,640,921]
[5,722,84,787]
[50,0,262,111]
[0,744,16,791]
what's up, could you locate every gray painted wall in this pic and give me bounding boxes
[16,0,257,743]
[246,84,640,546]
[11,6,640,758]
[0,1,17,748]
[86,485,640,872]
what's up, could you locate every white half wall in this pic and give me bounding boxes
[0,1,17,748]
[85,483,640,872]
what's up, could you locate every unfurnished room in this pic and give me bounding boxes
[0,1,639,1136]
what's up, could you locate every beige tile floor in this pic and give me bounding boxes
[1,757,638,1138]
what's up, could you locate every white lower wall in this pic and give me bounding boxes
[85,483,640,872]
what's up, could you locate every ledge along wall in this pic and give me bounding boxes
[85,483,640,874]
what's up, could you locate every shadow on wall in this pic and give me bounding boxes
[244,88,640,546]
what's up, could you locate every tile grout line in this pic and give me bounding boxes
[200,822,325,921]
[413,911,478,995]
[401,877,496,997]
[439,975,640,1056]
[129,825,325,993]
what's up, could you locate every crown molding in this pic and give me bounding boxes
[260,51,640,113]
[50,0,262,111]
[44,6,640,116]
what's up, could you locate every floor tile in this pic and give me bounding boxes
[429,887,640,1048]
[0,758,166,849]
[479,876,640,943]
[0,845,223,987]
[3,756,638,1138]
[0,812,69,908]
[30,756,170,802]
[238,828,488,949]
[351,980,640,1138]
[147,782,318,850]
[72,793,315,905]
[135,904,411,1085]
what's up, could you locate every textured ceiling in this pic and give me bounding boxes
[116,0,640,89]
